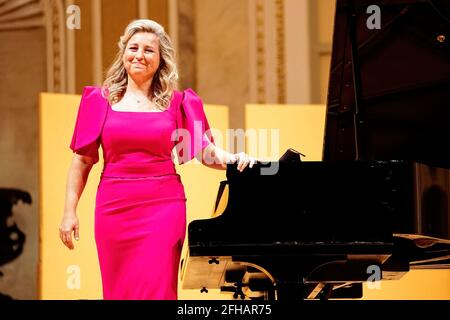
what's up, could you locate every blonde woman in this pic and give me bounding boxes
[59,19,255,300]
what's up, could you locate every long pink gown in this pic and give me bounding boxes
[69,86,213,300]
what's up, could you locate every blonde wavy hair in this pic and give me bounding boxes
[102,19,178,110]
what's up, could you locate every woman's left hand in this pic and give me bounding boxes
[233,152,257,172]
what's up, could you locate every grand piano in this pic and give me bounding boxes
[181,0,450,300]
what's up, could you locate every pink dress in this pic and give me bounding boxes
[69,86,214,300]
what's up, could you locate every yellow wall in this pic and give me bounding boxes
[39,93,103,299]
[39,92,230,299]
[363,269,450,300]
[245,104,327,161]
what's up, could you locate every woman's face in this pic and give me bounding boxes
[123,32,161,81]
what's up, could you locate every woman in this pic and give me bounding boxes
[59,19,255,300]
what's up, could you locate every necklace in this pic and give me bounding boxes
[124,91,161,111]
[128,92,149,104]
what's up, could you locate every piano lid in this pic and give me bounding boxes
[324,0,450,167]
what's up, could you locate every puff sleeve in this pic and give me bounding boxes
[69,86,108,163]
[174,88,215,164]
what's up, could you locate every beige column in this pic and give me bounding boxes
[285,0,311,104]
[91,0,102,86]
[138,0,148,19]
[66,0,77,94]
[177,0,196,91]
[195,0,250,132]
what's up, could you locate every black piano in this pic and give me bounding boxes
[181,0,450,301]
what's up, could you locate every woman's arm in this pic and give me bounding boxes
[200,143,256,172]
[59,153,95,250]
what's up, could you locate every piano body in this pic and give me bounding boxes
[181,0,450,300]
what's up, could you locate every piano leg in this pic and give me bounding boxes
[276,280,305,302]
[318,284,334,301]
[271,262,307,302]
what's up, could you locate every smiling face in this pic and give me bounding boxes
[123,32,161,82]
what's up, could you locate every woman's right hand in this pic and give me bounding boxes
[59,213,79,250]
